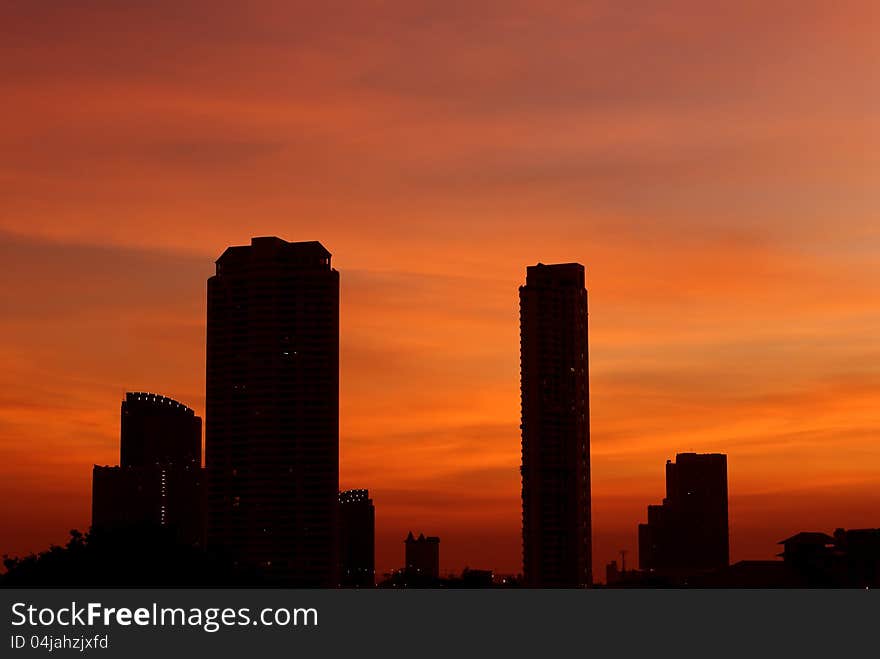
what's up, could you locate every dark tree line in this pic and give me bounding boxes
[1,526,263,588]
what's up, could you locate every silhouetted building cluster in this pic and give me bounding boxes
[338,489,375,587]
[8,235,870,590]
[646,527,880,588]
[92,392,205,548]
[377,565,513,589]
[638,453,729,578]
[84,244,597,588]
[520,263,591,587]
[605,550,634,586]
[374,532,443,588]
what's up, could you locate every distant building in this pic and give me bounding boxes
[693,527,880,588]
[92,392,205,547]
[442,568,494,588]
[338,489,375,587]
[778,532,835,578]
[459,568,494,587]
[779,528,880,587]
[206,237,339,587]
[717,560,806,587]
[520,262,591,587]
[831,528,880,587]
[605,560,621,585]
[638,453,729,576]
[405,532,440,581]
[378,566,506,589]
[120,391,201,468]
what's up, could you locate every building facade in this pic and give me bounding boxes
[120,391,201,468]
[638,453,729,575]
[338,489,375,587]
[519,262,591,587]
[405,532,440,581]
[206,237,339,586]
[92,392,205,548]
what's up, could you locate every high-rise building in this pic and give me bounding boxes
[638,453,729,575]
[338,489,375,587]
[120,391,201,468]
[206,237,339,586]
[404,532,440,581]
[519,262,591,587]
[92,392,205,548]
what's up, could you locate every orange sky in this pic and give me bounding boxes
[1,1,878,579]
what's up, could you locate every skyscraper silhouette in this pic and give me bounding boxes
[92,392,205,547]
[519,263,591,587]
[206,237,339,586]
[638,453,729,575]
[338,489,375,587]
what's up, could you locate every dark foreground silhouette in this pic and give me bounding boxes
[1,526,263,588]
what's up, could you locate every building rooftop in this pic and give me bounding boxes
[524,262,585,287]
[405,532,440,544]
[670,452,727,461]
[339,489,372,504]
[125,391,195,415]
[215,237,332,271]
[778,532,835,545]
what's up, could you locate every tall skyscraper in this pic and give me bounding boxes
[206,237,339,586]
[338,489,375,587]
[520,262,591,587]
[638,453,729,575]
[92,392,205,547]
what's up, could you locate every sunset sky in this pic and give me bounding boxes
[1,1,878,579]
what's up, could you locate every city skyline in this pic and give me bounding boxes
[2,231,878,581]
[2,1,879,581]
[4,235,876,583]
